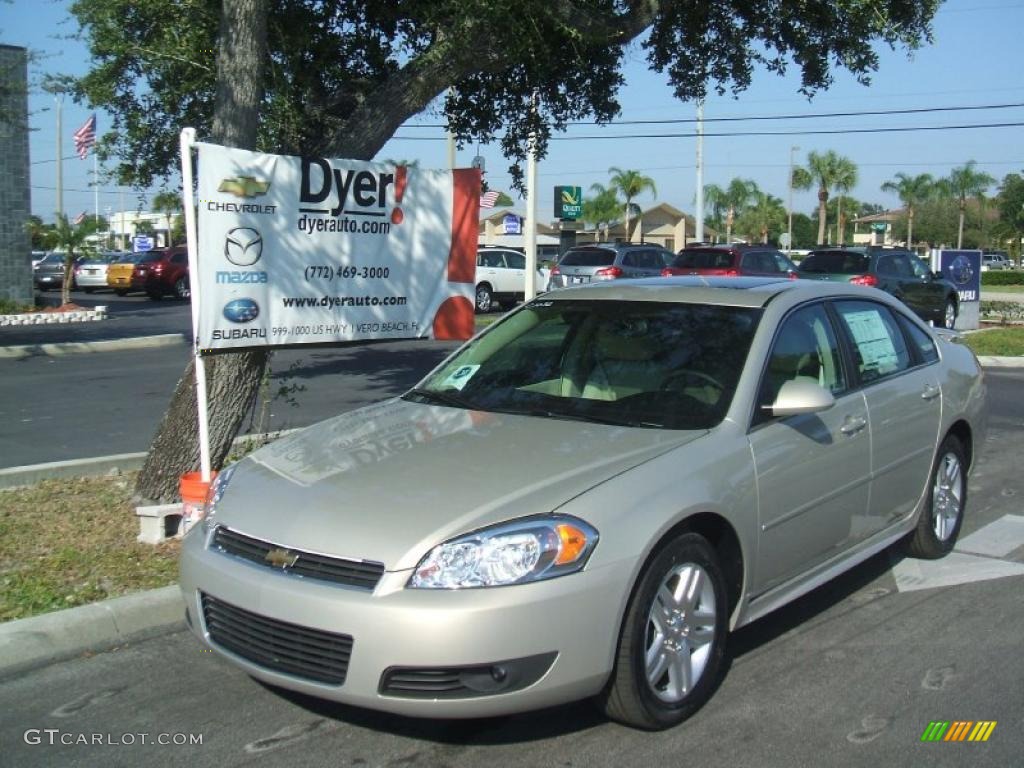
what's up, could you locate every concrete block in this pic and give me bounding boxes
[136,503,184,544]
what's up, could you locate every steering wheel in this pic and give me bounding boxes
[660,369,725,394]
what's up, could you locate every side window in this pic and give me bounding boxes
[621,252,636,267]
[876,255,896,275]
[740,252,758,271]
[834,300,912,383]
[892,254,914,277]
[639,250,662,269]
[896,314,939,364]
[171,253,187,265]
[909,255,931,278]
[756,304,846,423]
[505,252,525,270]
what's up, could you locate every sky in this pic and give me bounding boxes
[3,0,1023,225]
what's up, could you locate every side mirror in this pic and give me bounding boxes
[766,378,835,417]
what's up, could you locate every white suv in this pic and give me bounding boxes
[981,252,1011,271]
[475,247,545,313]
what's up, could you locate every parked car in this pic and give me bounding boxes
[181,277,985,730]
[474,246,545,313]
[131,247,190,300]
[33,252,81,291]
[981,252,1011,271]
[74,252,128,293]
[662,244,798,278]
[107,252,147,295]
[797,246,960,328]
[547,243,675,290]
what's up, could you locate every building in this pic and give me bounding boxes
[851,210,903,247]
[0,45,32,304]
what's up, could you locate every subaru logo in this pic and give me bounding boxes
[224,227,263,266]
[949,254,974,285]
[223,298,260,324]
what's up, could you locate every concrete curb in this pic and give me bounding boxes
[0,585,185,679]
[0,453,147,489]
[0,333,188,360]
[978,356,1024,368]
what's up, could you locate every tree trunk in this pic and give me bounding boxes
[135,0,270,503]
[61,254,72,307]
[957,200,965,249]
[816,187,828,245]
[907,207,914,248]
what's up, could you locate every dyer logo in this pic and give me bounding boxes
[225,227,263,266]
[223,298,260,324]
[300,157,394,218]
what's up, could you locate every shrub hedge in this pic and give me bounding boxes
[981,271,1024,286]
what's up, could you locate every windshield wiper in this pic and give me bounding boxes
[404,388,476,410]
[495,405,655,428]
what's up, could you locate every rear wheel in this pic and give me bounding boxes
[114,289,128,297]
[147,290,163,301]
[938,299,957,329]
[907,435,966,559]
[600,533,728,730]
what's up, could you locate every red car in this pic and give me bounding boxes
[131,247,191,300]
[662,244,798,279]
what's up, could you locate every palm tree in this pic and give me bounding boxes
[880,172,935,248]
[583,183,622,236]
[792,150,858,245]
[940,161,995,249]
[705,178,757,242]
[50,213,89,306]
[151,191,182,247]
[607,167,657,242]
[738,192,786,244]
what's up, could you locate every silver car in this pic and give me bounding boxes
[181,277,986,729]
[74,252,128,292]
[547,243,675,290]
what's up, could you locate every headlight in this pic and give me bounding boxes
[408,516,598,589]
[200,463,237,532]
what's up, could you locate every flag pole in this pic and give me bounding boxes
[93,152,99,228]
[180,127,211,483]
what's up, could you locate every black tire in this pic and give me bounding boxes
[84,287,95,294]
[600,533,728,730]
[174,276,190,300]
[937,299,957,330]
[475,283,493,314]
[906,435,967,559]
[114,289,128,297]
[147,290,163,301]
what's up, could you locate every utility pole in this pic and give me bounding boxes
[55,95,63,217]
[524,92,538,301]
[787,145,799,253]
[695,100,705,244]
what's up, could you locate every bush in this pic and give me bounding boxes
[0,298,36,314]
[981,271,1024,286]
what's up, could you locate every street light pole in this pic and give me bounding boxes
[695,100,704,244]
[787,145,799,252]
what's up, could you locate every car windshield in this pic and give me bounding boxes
[559,249,616,267]
[408,300,761,430]
[672,249,734,269]
[799,251,870,274]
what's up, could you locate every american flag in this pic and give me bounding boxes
[73,114,97,159]
[480,190,500,208]
[72,211,87,226]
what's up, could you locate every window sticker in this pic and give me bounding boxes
[843,310,898,376]
[441,364,481,391]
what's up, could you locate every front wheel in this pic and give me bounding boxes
[475,283,493,313]
[114,289,128,297]
[174,276,190,300]
[906,435,967,559]
[599,533,728,730]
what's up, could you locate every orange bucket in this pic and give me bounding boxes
[180,471,218,534]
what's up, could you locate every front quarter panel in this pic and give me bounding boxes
[936,335,988,465]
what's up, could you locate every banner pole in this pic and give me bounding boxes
[179,128,212,483]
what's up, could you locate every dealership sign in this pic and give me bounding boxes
[938,249,981,303]
[193,143,479,350]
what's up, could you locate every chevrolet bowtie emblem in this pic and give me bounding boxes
[265,548,299,568]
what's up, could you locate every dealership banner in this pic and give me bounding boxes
[193,142,479,350]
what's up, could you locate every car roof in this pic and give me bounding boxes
[542,276,813,308]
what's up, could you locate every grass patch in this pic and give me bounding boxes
[0,473,179,622]
[963,327,1024,357]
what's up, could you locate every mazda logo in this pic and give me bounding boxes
[225,227,263,266]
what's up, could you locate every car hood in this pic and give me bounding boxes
[214,398,704,571]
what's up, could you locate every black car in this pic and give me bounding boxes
[797,247,959,328]
[33,252,84,291]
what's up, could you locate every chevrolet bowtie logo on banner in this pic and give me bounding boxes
[195,143,480,350]
[920,720,997,742]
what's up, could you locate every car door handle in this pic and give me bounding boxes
[921,384,940,401]
[840,416,867,436]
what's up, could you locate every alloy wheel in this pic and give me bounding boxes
[932,451,963,541]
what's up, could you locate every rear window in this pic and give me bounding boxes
[671,249,735,270]
[559,248,616,267]
[139,253,162,263]
[799,251,869,274]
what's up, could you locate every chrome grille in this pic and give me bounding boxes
[201,593,352,685]
[211,526,384,590]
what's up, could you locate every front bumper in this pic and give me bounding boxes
[179,524,631,718]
